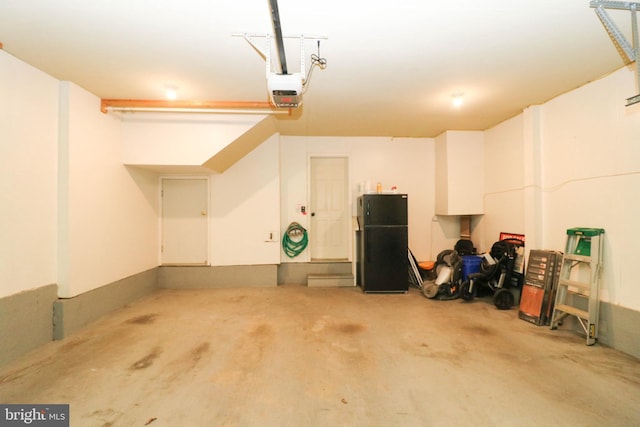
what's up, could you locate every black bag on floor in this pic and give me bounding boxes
[454,239,476,256]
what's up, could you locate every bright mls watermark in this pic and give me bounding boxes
[0,405,69,426]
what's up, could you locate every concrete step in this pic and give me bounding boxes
[307,273,355,288]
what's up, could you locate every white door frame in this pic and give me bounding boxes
[159,175,210,265]
[308,154,352,261]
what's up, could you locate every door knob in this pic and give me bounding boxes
[311,212,315,216]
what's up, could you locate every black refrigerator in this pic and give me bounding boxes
[356,194,408,293]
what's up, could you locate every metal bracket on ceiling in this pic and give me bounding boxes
[233,32,328,80]
[238,33,268,62]
[590,1,640,105]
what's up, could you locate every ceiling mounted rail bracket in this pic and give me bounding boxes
[590,1,640,105]
[233,32,328,76]
[233,32,328,109]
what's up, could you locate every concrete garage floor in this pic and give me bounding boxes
[1,285,639,426]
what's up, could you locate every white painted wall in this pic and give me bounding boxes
[1,53,160,300]
[481,114,526,253]
[279,136,310,262]
[0,51,59,298]
[209,133,281,266]
[540,67,640,310]
[58,82,159,298]
[4,47,639,316]
[121,113,268,167]
[279,136,435,263]
[483,66,640,311]
[434,131,484,216]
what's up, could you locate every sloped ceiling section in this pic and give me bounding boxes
[121,113,277,174]
[203,115,277,173]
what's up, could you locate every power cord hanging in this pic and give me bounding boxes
[282,222,308,258]
[303,40,327,94]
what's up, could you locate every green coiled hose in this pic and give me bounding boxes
[282,222,308,258]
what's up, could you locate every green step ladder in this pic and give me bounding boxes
[550,228,605,345]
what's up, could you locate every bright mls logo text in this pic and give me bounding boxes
[1,405,69,426]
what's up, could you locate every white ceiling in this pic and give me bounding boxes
[0,0,635,137]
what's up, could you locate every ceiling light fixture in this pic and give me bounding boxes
[452,94,464,108]
[165,85,178,101]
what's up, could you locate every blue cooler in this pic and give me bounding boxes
[462,255,482,281]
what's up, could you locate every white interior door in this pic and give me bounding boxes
[161,178,208,265]
[310,157,349,260]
